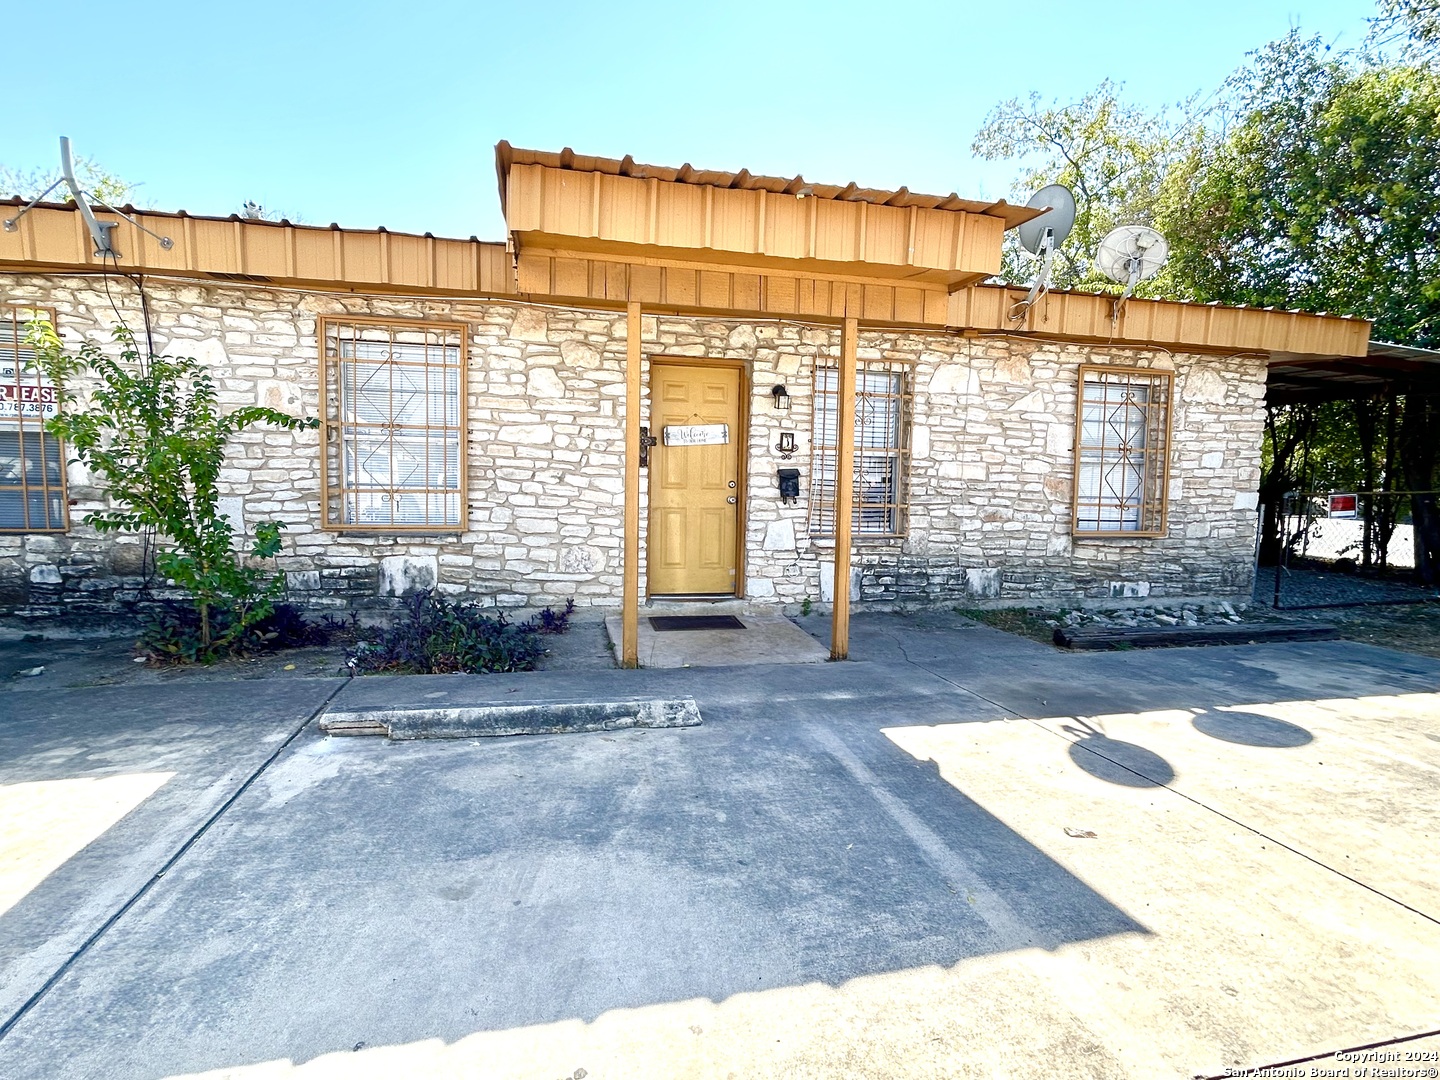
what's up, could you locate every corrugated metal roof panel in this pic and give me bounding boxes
[495,141,1043,230]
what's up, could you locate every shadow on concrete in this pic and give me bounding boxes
[1059,721,1176,788]
[0,680,342,1032]
[0,713,1148,1079]
[1192,710,1314,748]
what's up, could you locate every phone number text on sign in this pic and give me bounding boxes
[0,382,58,419]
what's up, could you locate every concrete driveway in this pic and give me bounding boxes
[0,613,1437,1079]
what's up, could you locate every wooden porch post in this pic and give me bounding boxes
[622,300,642,668]
[831,316,858,660]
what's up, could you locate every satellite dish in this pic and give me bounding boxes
[1096,225,1169,304]
[1010,184,1077,323]
[1018,184,1077,255]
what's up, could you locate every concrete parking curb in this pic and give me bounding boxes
[318,697,704,739]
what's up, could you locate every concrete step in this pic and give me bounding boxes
[642,598,778,616]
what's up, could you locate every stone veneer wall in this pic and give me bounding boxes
[0,273,1264,627]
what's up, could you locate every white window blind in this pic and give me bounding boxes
[323,319,465,530]
[808,363,910,537]
[1074,367,1171,535]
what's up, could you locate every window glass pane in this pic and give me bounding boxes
[0,306,68,533]
[329,322,463,529]
[1074,370,1168,534]
[809,363,907,537]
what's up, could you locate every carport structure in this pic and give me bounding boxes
[1267,340,1440,404]
[1260,340,1440,601]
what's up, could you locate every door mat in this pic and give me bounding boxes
[648,615,746,632]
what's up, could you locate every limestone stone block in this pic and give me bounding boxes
[559,339,601,370]
[818,560,861,602]
[1109,581,1151,598]
[1233,492,1259,511]
[29,564,62,585]
[527,367,566,399]
[938,461,987,482]
[498,424,553,445]
[510,308,549,342]
[762,519,797,551]
[217,497,246,542]
[1200,451,1225,469]
[257,379,305,414]
[911,425,930,460]
[927,363,980,396]
[110,544,148,575]
[728,325,757,351]
[993,352,1033,386]
[1184,363,1228,404]
[965,567,1002,598]
[184,337,229,368]
[287,570,322,591]
[560,545,604,574]
[746,577,776,598]
[379,555,438,597]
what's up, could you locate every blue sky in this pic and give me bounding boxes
[4,1,1377,240]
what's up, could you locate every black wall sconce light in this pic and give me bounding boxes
[770,384,791,411]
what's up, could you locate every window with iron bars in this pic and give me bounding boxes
[1072,365,1171,536]
[807,362,911,538]
[0,305,67,533]
[320,317,467,531]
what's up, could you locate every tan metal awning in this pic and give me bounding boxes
[494,142,1042,229]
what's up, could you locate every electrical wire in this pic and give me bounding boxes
[95,250,160,587]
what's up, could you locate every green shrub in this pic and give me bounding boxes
[138,602,348,663]
[30,320,318,660]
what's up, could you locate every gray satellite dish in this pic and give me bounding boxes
[1018,184,1077,255]
[1011,184,1077,322]
[1096,225,1169,307]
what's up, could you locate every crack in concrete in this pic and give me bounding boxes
[0,680,349,1045]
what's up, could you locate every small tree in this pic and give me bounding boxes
[29,319,319,657]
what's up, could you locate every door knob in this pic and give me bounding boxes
[726,496,737,504]
[728,480,736,488]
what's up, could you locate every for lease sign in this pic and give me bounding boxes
[0,381,58,420]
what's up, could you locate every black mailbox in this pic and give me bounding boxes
[777,468,801,506]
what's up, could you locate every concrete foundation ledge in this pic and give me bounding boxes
[319,697,703,739]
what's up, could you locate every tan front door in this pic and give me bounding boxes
[648,361,743,596]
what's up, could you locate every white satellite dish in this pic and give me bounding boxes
[1011,184,1077,321]
[1095,225,1168,311]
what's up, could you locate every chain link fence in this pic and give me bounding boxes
[1258,491,1440,609]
